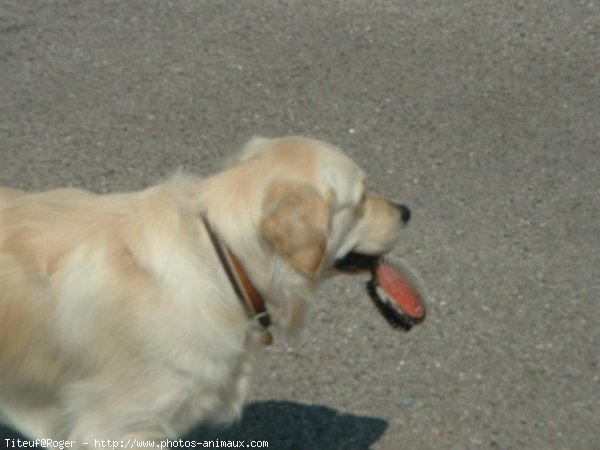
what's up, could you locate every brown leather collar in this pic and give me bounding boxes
[201,214,273,346]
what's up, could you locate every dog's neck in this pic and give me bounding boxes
[201,214,273,346]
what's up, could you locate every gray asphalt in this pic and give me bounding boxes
[1,1,599,449]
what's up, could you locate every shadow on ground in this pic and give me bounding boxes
[0,401,388,450]
[187,401,388,450]
[0,423,29,443]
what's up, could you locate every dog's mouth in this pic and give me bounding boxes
[334,251,381,273]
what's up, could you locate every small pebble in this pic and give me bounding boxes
[400,398,416,407]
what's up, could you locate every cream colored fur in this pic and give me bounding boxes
[0,137,406,448]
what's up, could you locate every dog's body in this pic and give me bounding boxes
[0,137,408,447]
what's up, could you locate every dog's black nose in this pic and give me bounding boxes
[395,203,411,224]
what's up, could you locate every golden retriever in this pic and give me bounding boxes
[0,136,410,448]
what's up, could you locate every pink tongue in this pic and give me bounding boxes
[374,259,426,322]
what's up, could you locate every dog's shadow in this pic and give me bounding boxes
[186,401,388,450]
[0,401,388,449]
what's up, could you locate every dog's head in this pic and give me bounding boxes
[222,136,410,276]
[200,136,411,333]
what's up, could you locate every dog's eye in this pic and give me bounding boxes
[352,184,367,216]
[360,190,367,204]
[359,182,367,205]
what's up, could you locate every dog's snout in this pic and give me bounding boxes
[395,203,411,224]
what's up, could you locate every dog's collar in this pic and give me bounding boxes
[201,214,273,346]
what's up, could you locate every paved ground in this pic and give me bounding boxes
[1,1,599,449]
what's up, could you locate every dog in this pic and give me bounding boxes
[0,136,410,448]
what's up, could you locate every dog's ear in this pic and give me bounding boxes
[260,182,329,275]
